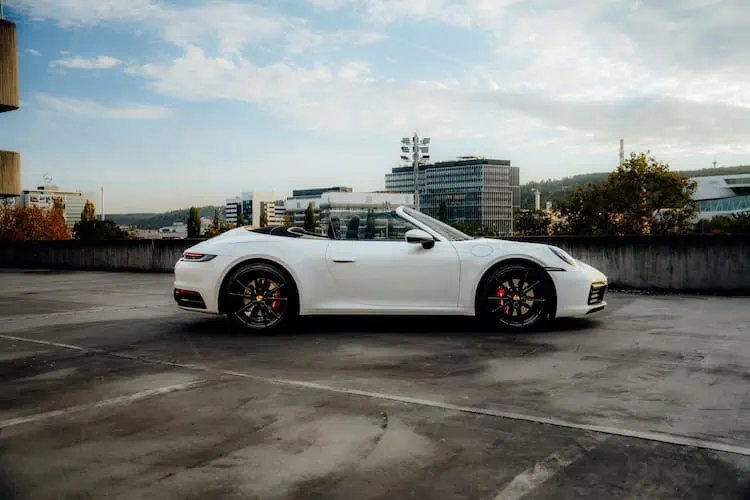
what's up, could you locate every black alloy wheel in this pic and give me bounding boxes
[481,263,551,331]
[225,263,295,333]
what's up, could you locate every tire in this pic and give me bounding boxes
[478,263,553,332]
[224,263,297,334]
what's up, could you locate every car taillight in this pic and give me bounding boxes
[182,252,216,262]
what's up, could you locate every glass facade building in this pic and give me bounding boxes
[691,173,750,219]
[385,158,520,235]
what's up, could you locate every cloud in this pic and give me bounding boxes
[13,0,750,156]
[9,0,385,56]
[49,55,122,69]
[24,48,42,56]
[36,93,170,119]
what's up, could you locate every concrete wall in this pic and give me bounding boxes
[0,239,199,273]
[0,236,749,292]
[509,235,750,293]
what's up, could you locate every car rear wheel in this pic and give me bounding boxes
[479,263,552,332]
[225,263,296,333]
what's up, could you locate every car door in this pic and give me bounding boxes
[324,211,460,311]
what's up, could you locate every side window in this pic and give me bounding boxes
[330,211,417,241]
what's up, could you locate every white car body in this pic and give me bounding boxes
[174,206,607,319]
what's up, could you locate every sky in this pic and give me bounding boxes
[2,0,750,213]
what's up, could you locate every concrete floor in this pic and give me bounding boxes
[1,269,750,499]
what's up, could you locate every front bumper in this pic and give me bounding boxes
[549,260,608,318]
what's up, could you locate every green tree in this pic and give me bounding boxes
[81,200,97,222]
[283,215,292,226]
[213,208,221,230]
[438,201,448,223]
[557,153,697,235]
[304,202,316,232]
[73,220,130,240]
[365,209,376,239]
[237,211,245,226]
[260,208,268,228]
[187,206,201,238]
[515,210,551,236]
[607,153,697,235]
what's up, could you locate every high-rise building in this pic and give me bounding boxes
[385,157,520,235]
[14,185,97,229]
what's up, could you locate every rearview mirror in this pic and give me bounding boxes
[405,229,435,249]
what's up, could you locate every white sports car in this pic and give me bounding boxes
[174,206,607,332]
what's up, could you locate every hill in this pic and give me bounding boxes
[520,165,750,209]
[108,206,220,229]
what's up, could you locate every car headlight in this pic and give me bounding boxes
[182,252,217,262]
[548,246,576,267]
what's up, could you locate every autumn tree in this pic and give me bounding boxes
[187,207,201,238]
[81,200,97,222]
[0,204,71,240]
[556,153,697,235]
[303,202,316,232]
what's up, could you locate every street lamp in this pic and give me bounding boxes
[400,131,430,211]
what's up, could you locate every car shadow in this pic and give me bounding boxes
[175,314,600,339]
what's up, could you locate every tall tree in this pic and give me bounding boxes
[557,153,697,235]
[304,203,316,232]
[260,208,268,228]
[515,210,551,236]
[365,209,376,239]
[237,211,245,227]
[81,200,97,222]
[438,201,448,223]
[213,208,221,231]
[187,207,201,238]
[47,197,70,239]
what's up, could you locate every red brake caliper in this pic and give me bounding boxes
[271,290,281,310]
[496,286,508,314]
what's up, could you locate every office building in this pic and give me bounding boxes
[225,191,290,226]
[691,173,750,219]
[224,197,241,225]
[285,191,413,234]
[385,157,520,235]
[14,185,97,230]
[291,186,352,198]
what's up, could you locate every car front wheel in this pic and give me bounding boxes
[479,263,552,332]
[225,263,295,333]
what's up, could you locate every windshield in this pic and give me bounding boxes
[402,207,473,241]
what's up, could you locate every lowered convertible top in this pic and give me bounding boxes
[248,226,328,239]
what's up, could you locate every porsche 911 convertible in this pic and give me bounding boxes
[174,206,607,332]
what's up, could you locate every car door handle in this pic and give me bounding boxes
[332,259,355,263]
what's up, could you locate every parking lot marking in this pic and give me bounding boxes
[3,333,750,457]
[492,436,607,500]
[0,379,208,430]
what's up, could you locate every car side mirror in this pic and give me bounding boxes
[405,229,435,249]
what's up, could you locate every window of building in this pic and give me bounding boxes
[328,210,418,241]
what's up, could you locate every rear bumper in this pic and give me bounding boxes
[173,257,230,314]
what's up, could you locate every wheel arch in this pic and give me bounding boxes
[473,257,558,319]
[217,257,300,315]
